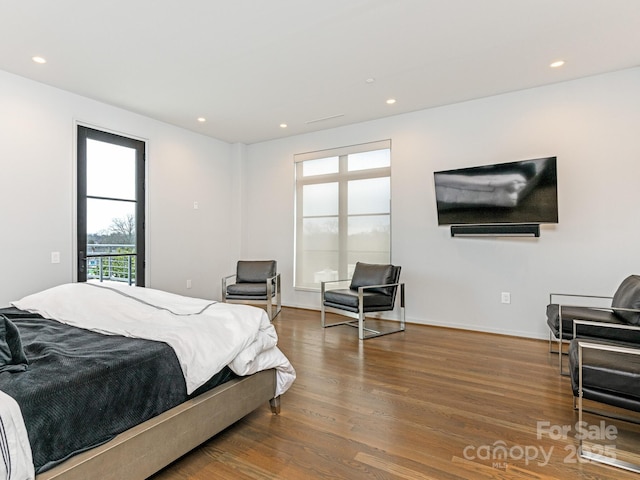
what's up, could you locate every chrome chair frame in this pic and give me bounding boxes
[548,292,613,375]
[321,279,405,340]
[558,303,640,376]
[575,336,640,473]
[222,272,281,321]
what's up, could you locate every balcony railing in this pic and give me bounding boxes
[86,244,137,285]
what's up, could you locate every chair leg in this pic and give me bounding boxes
[266,277,273,321]
[359,284,406,340]
[320,282,354,329]
[274,274,282,319]
[264,274,282,321]
[321,282,326,328]
[559,339,569,376]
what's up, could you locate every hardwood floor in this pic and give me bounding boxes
[151,307,640,479]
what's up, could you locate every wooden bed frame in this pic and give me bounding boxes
[36,369,279,480]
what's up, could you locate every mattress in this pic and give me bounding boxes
[0,306,236,474]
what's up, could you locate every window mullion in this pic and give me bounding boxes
[338,154,349,280]
[294,177,304,286]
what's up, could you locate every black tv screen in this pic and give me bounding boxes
[434,156,558,226]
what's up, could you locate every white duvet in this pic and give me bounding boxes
[11,282,296,395]
[0,391,34,480]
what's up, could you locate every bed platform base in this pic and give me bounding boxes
[36,369,278,480]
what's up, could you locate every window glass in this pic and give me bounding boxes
[302,156,339,177]
[348,177,390,215]
[303,183,338,216]
[86,139,136,200]
[87,198,136,241]
[348,149,390,171]
[300,217,339,287]
[348,215,391,261]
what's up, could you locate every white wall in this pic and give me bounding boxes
[0,69,240,305]
[244,67,640,339]
[3,66,639,340]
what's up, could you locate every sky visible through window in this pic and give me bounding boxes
[86,139,136,236]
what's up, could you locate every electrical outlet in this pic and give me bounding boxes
[193,201,199,210]
[186,279,192,289]
[501,292,511,304]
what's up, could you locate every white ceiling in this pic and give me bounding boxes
[1,0,640,144]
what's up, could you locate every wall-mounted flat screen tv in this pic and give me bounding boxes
[434,156,558,226]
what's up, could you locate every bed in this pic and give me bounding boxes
[0,282,295,480]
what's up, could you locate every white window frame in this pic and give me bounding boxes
[294,140,391,291]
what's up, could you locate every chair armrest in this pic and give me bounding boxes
[577,340,640,356]
[550,292,612,305]
[266,273,281,296]
[357,282,402,292]
[321,278,351,286]
[573,314,640,338]
[266,273,280,283]
[221,275,237,300]
[568,305,640,319]
[576,339,640,389]
[557,304,611,314]
[610,305,640,315]
[357,282,405,301]
[222,274,236,286]
[320,279,351,295]
[553,303,617,342]
[356,282,405,309]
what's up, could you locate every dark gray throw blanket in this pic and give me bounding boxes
[0,314,28,373]
[0,306,236,473]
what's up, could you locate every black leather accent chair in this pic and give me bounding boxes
[569,335,640,472]
[546,274,640,374]
[222,260,281,320]
[321,262,405,340]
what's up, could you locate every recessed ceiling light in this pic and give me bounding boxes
[550,60,565,68]
[365,78,376,84]
[280,123,288,128]
[32,56,47,64]
[386,98,396,105]
[197,117,206,123]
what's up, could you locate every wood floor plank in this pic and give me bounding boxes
[150,307,639,479]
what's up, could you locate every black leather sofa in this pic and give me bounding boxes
[546,274,640,373]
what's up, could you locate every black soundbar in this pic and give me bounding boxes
[450,224,540,237]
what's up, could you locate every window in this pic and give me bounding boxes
[77,126,146,286]
[294,140,391,290]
